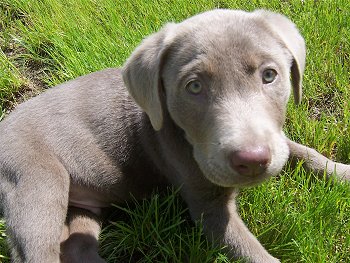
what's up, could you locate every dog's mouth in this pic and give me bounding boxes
[192,151,271,187]
[204,161,274,187]
[234,163,269,178]
[192,138,289,188]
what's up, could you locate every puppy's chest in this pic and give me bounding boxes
[69,154,169,208]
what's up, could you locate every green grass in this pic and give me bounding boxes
[0,0,349,262]
[99,189,231,263]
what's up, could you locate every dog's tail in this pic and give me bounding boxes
[287,139,350,181]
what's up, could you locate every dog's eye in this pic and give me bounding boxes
[262,69,277,84]
[186,80,202,95]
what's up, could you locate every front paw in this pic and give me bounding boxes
[238,249,280,263]
[249,254,280,263]
[263,256,280,263]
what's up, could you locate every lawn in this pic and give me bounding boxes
[0,0,349,262]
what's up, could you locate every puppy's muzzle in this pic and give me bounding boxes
[229,145,271,177]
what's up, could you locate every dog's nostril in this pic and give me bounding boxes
[230,146,271,176]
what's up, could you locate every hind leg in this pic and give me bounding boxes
[60,207,105,263]
[2,159,70,263]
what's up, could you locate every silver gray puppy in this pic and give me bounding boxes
[0,9,349,263]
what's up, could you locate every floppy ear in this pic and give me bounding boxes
[122,23,177,131]
[255,10,306,104]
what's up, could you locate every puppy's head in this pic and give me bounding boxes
[123,9,306,187]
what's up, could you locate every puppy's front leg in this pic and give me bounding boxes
[288,139,350,181]
[183,186,279,263]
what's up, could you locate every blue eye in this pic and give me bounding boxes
[186,80,202,94]
[262,69,277,84]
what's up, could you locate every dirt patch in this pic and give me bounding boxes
[308,93,338,120]
[2,44,49,115]
[2,29,52,118]
[306,86,344,122]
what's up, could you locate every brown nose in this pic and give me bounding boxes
[230,146,271,176]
